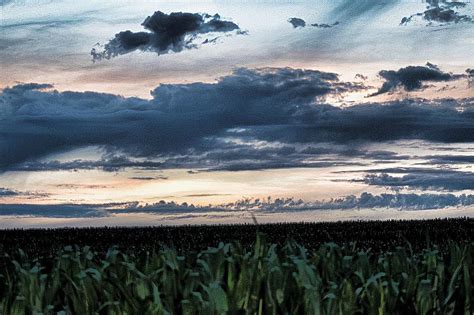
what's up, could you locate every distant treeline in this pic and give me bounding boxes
[0,218,473,257]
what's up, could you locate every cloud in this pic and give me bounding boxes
[0,203,108,218]
[288,18,306,28]
[183,193,231,197]
[371,63,464,95]
[2,67,474,173]
[129,175,168,181]
[327,0,397,24]
[1,192,474,218]
[111,193,474,213]
[0,187,20,197]
[401,1,472,25]
[310,22,339,28]
[0,187,49,198]
[5,143,368,173]
[6,156,164,173]
[360,169,474,191]
[467,68,474,87]
[424,154,474,164]
[91,11,241,61]
[0,0,14,5]
[423,7,471,24]
[288,17,339,29]
[355,74,368,81]
[311,192,474,210]
[55,184,110,189]
[0,67,365,171]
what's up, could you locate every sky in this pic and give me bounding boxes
[1,0,474,227]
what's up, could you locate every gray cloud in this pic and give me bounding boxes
[401,1,472,25]
[467,68,474,87]
[2,67,474,173]
[55,184,110,189]
[129,175,168,181]
[371,63,464,95]
[111,193,474,213]
[0,0,14,5]
[288,17,306,28]
[6,156,164,173]
[319,192,474,210]
[0,187,49,198]
[288,17,339,29]
[310,22,339,28]
[91,11,241,61]
[360,169,474,191]
[0,187,20,197]
[1,192,473,218]
[5,144,368,173]
[0,203,109,218]
[0,67,365,171]
[423,155,474,164]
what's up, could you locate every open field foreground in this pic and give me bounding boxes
[0,218,473,314]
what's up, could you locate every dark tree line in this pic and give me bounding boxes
[0,218,472,257]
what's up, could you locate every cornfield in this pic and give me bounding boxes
[1,233,473,314]
[1,218,473,257]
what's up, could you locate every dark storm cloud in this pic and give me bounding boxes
[0,67,364,171]
[360,169,474,191]
[401,1,472,25]
[2,67,474,173]
[91,11,241,61]
[288,17,306,28]
[371,63,463,96]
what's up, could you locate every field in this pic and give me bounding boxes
[1,218,473,256]
[0,218,473,314]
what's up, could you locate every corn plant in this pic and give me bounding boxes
[0,234,473,314]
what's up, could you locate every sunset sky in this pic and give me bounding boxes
[1,0,473,227]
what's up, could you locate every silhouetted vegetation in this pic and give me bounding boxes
[0,218,472,257]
